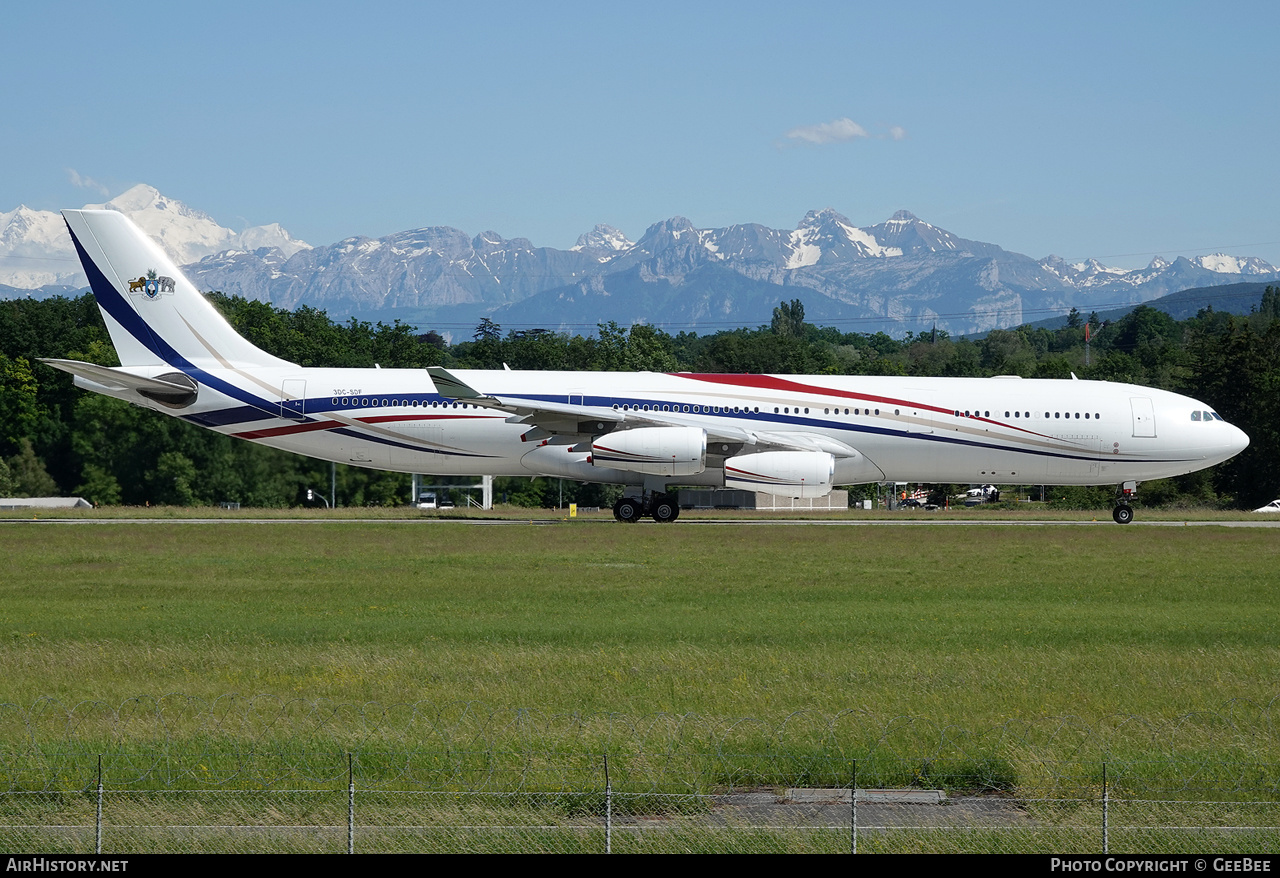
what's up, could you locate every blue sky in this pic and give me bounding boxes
[4,0,1278,267]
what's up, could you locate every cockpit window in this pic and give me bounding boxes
[1191,411,1201,421]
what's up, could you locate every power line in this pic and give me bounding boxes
[419,286,1274,333]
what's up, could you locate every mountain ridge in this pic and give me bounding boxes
[3,186,1277,335]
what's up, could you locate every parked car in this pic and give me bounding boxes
[899,498,938,510]
[1254,500,1280,513]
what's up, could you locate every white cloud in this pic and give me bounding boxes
[785,117,869,146]
[66,169,109,195]
[781,118,907,147]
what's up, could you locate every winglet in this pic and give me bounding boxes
[427,366,489,400]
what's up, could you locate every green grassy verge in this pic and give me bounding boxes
[0,521,1277,773]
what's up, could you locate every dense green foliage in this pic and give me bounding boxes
[2,290,1277,507]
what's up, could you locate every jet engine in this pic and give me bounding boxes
[591,426,707,476]
[724,451,835,498]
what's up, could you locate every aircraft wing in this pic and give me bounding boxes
[426,366,862,457]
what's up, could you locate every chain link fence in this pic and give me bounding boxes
[2,755,1278,853]
[2,696,1279,852]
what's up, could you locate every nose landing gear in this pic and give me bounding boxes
[1112,480,1138,524]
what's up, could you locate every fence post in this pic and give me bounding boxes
[95,755,102,855]
[1102,761,1108,855]
[348,753,355,855]
[604,753,612,854]
[851,759,857,855]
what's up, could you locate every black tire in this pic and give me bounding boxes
[1113,504,1134,525]
[651,495,678,523]
[614,497,642,523]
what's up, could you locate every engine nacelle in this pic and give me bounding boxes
[591,427,707,476]
[724,451,835,498]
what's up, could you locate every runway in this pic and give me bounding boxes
[5,516,1280,527]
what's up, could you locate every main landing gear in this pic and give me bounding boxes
[1112,480,1138,525]
[613,491,680,523]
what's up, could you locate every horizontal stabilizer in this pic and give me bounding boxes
[40,359,198,407]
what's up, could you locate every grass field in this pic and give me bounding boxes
[5,514,1278,851]
[2,518,1278,748]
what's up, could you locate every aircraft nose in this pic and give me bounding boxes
[1228,423,1250,456]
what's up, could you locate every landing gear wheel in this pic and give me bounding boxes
[1113,504,1134,525]
[614,497,642,523]
[651,494,679,523]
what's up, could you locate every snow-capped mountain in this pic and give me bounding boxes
[184,206,1280,334]
[486,211,1280,334]
[5,186,1278,335]
[571,224,633,261]
[0,184,308,289]
[867,210,1006,259]
[193,225,604,314]
[0,205,82,288]
[785,208,903,265]
[1187,253,1275,275]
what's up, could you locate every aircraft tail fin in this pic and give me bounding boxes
[61,209,292,370]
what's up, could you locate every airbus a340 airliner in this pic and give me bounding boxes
[43,209,1249,524]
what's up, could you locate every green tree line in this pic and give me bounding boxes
[2,291,1277,508]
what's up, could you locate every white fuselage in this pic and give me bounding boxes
[148,365,1248,489]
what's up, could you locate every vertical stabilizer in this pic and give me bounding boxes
[62,209,292,370]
